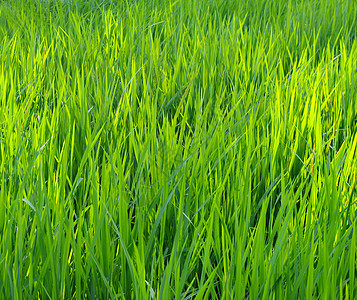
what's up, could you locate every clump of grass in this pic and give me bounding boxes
[0,0,357,298]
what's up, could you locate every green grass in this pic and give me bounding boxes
[0,0,357,298]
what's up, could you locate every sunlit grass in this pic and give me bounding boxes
[0,0,357,298]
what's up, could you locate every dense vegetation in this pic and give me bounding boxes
[0,0,357,298]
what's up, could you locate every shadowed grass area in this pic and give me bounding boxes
[0,0,357,298]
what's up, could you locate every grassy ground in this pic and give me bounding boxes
[0,0,357,298]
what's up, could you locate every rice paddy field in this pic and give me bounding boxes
[1,0,357,298]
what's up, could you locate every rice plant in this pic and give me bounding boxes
[0,0,356,298]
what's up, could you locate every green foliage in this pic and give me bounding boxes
[0,0,357,298]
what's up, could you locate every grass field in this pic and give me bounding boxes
[0,0,357,298]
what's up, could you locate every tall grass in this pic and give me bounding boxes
[0,0,356,298]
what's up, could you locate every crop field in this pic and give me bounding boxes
[0,0,357,298]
